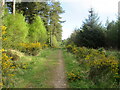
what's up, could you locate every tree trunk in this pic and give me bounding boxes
[50,30,52,47]
[2,0,5,6]
[13,0,15,15]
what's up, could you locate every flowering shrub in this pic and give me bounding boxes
[20,42,43,56]
[2,50,14,75]
[66,45,119,84]
[66,45,89,59]
[67,70,82,82]
[20,43,48,56]
[79,48,119,76]
[75,47,90,59]
[1,49,29,87]
[42,44,48,49]
[1,49,16,87]
[0,26,28,88]
[85,52,119,82]
[66,45,73,52]
[0,26,7,42]
[72,47,78,54]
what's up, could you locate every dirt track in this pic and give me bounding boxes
[52,50,67,88]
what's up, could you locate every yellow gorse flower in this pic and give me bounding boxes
[66,45,119,76]
[0,26,7,31]
[20,42,42,48]
[8,74,15,77]
[0,49,5,52]
[0,26,7,35]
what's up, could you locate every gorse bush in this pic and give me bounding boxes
[2,49,15,87]
[2,49,29,88]
[3,13,29,49]
[66,45,119,85]
[66,44,74,53]
[1,25,29,88]
[1,26,7,42]
[85,50,118,83]
[20,42,43,56]
[67,70,82,82]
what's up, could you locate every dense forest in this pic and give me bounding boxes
[0,0,120,88]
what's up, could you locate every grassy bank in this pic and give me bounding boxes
[11,48,58,88]
[63,50,94,88]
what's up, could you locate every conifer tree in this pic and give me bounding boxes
[28,16,47,43]
[69,8,105,48]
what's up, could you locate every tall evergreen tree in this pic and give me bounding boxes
[105,21,118,48]
[48,1,64,46]
[28,16,47,43]
[118,17,120,50]
[68,8,105,48]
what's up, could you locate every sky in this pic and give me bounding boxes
[59,0,120,40]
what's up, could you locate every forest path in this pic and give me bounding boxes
[25,49,67,88]
[52,49,67,88]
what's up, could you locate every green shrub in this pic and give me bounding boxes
[51,35,59,48]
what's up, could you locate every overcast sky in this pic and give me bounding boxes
[59,0,120,40]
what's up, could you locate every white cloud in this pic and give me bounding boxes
[92,0,118,13]
[60,0,119,13]
[62,28,72,40]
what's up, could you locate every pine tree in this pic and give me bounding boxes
[69,8,105,48]
[118,18,120,50]
[106,21,118,48]
[28,16,47,43]
[48,1,64,46]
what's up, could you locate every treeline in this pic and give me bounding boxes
[3,1,64,50]
[65,8,120,50]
